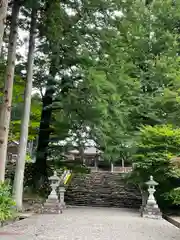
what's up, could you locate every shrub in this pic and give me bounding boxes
[165,187,180,205]
[0,183,16,225]
[130,125,180,209]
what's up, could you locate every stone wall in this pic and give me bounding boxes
[65,172,141,208]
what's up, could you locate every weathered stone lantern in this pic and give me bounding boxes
[43,171,60,214]
[146,176,158,206]
[142,176,162,219]
[48,171,60,200]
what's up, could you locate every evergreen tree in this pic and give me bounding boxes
[0,0,21,182]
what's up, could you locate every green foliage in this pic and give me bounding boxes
[0,183,16,224]
[85,0,180,168]
[6,162,51,198]
[165,187,180,205]
[26,153,32,162]
[3,0,180,201]
[130,125,180,208]
[0,59,42,142]
[10,92,42,141]
[73,1,166,162]
[28,0,180,176]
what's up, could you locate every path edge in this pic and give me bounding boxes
[163,214,180,229]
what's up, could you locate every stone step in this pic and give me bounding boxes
[66,172,141,208]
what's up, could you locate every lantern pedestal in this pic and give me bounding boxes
[142,205,162,219]
[43,199,60,214]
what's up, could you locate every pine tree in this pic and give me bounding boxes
[0,0,20,182]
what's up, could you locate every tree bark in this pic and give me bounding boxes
[139,186,148,214]
[79,145,85,164]
[33,63,56,187]
[13,8,37,210]
[111,162,114,172]
[0,0,8,55]
[0,1,20,182]
[121,158,125,170]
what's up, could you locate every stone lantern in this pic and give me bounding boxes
[146,176,158,206]
[43,171,60,214]
[142,176,162,219]
[48,171,60,200]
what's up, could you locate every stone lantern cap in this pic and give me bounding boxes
[146,175,158,186]
[49,171,60,182]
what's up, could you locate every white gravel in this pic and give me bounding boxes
[0,207,179,240]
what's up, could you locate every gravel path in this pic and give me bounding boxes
[0,207,179,240]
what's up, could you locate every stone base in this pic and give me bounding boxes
[42,199,60,214]
[142,205,162,219]
[59,202,66,210]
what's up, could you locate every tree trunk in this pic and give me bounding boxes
[138,185,148,214]
[121,158,125,172]
[79,145,85,164]
[0,0,8,55]
[13,8,37,210]
[111,162,114,172]
[0,1,20,182]
[33,63,56,187]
